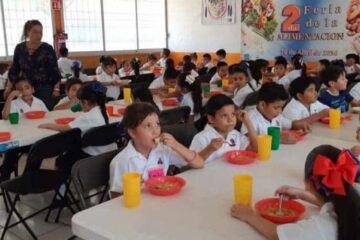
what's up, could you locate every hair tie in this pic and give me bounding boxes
[72,60,81,68]
[185,70,199,85]
[89,81,107,95]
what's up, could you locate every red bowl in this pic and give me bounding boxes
[0,132,11,142]
[118,108,126,115]
[145,176,186,196]
[255,198,305,224]
[224,150,257,165]
[54,117,75,125]
[210,91,222,96]
[161,99,177,107]
[281,130,305,142]
[24,111,46,119]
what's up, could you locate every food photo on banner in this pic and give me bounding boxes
[202,0,236,25]
[241,0,360,60]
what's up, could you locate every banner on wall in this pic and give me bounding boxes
[241,0,360,60]
[202,0,236,25]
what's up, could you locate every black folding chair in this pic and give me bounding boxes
[159,106,191,125]
[241,91,259,110]
[82,68,96,76]
[161,123,198,148]
[71,150,119,210]
[0,129,82,240]
[82,122,126,149]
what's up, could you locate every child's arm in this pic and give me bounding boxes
[2,90,21,119]
[291,119,311,133]
[275,185,322,207]
[161,133,204,168]
[198,138,223,161]
[237,111,257,151]
[53,98,77,110]
[231,204,278,240]
[110,191,122,199]
[351,99,360,106]
[38,123,71,132]
[299,108,329,124]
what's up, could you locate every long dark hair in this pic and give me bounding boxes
[132,86,159,111]
[292,54,307,77]
[77,82,109,124]
[177,72,202,114]
[21,20,42,41]
[305,145,360,240]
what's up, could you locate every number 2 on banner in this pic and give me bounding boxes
[281,5,300,32]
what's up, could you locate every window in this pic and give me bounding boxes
[64,0,166,52]
[2,0,53,55]
[63,0,103,52]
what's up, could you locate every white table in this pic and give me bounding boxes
[72,135,354,240]
[0,108,122,152]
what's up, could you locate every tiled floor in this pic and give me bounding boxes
[0,155,82,240]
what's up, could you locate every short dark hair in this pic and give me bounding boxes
[183,55,191,64]
[148,53,157,61]
[258,82,288,103]
[163,48,171,57]
[228,64,248,77]
[182,62,196,73]
[289,77,317,100]
[216,49,226,58]
[132,86,159,111]
[203,53,211,60]
[205,94,234,116]
[163,67,179,80]
[321,65,345,87]
[65,77,82,92]
[59,47,68,57]
[14,77,32,88]
[274,56,287,68]
[165,58,175,69]
[102,56,116,67]
[319,59,330,68]
[217,61,228,69]
[346,53,359,64]
[330,59,345,70]
[122,102,160,130]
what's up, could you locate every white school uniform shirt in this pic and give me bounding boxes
[97,71,121,99]
[277,202,337,240]
[118,68,134,78]
[69,106,117,156]
[140,62,152,71]
[282,98,329,121]
[156,58,167,68]
[210,72,221,84]
[0,71,8,90]
[10,96,48,115]
[241,108,292,135]
[149,75,164,89]
[350,82,360,100]
[345,65,356,75]
[55,96,70,107]
[277,69,301,91]
[233,84,254,107]
[57,57,74,77]
[205,62,215,71]
[109,140,187,193]
[190,124,249,163]
[180,92,200,121]
[95,66,103,75]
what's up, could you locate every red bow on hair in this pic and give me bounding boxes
[313,151,359,196]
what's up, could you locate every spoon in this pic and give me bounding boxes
[276,195,284,216]
[224,138,236,147]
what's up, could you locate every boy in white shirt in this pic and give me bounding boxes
[190,94,257,163]
[97,56,124,100]
[241,82,310,144]
[230,145,360,240]
[210,61,228,84]
[109,102,204,197]
[57,47,74,77]
[283,77,329,123]
[140,53,157,71]
[229,64,254,107]
[201,53,215,72]
[216,49,227,63]
[345,53,359,75]
[273,56,288,80]
[156,48,170,68]
[149,67,178,95]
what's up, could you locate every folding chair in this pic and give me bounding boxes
[0,128,82,240]
[241,91,259,110]
[159,106,191,125]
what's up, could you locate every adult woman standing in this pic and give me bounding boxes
[7,20,61,109]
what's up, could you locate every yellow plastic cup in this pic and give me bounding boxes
[233,174,253,206]
[257,134,272,160]
[222,79,229,90]
[123,88,132,104]
[168,88,176,94]
[122,173,141,208]
[329,108,341,129]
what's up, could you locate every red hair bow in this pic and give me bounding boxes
[313,151,359,196]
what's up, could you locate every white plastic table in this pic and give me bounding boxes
[72,135,354,240]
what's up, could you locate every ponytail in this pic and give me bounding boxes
[21,20,42,41]
[292,54,307,77]
[177,72,203,115]
[98,97,109,125]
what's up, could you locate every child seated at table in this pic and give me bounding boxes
[189,94,257,163]
[2,77,48,119]
[318,65,360,112]
[283,77,329,123]
[216,49,227,63]
[118,60,134,78]
[178,70,202,122]
[149,67,178,95]
[230,64,255,108]
[54,77,82,110]
[230,145,360,240]
[109,102,204,197]
[95,56,105,75]
[210,61,228,84]
[277,54,306,91]
[241,82,310,144]
[273,56,288,80]
[157,48,170,68]
[39,81,117,158]
[97,56,123,100]
[140,53,157,71]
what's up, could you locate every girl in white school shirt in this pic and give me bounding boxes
[277,54,306,91]
[97,56,122,100]
[190,94,258,163]
[231,145,360,240]
[109,102,204,198]
[177,70,203,122]
[39,81,117,157]
[229,64,255,108]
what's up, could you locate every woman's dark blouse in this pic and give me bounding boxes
[8,42,61,88]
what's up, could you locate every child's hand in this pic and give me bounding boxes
[230,204,255,222]
[356,127,360,142]
[319,108,329,118]
[8,90,22,99]
[38,123,56,130]
[281,132,297,144]
[236,110,249,123]
[209,138,223,151]
[160,133,179,149]
[275,185,304,200]
[351,145,360,156]
[293,120,312,134]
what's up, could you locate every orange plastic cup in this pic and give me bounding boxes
[233,174,253,206]
[123,173,141,208]
[329,108,341,129]
[106,105,114,115]
[168,88,176,94]
[257,134,272,160]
